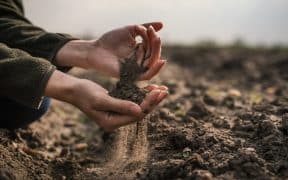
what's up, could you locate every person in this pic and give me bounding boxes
[0,0,168,131]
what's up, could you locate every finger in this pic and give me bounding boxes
[145,26,154,59]
[100,96,142,116]
[140,59,166,80]
[140,89,161,114]
[156,90,169,104]
[142,22,163,32]
[144,84,159,92]
[132,25,149,52]
[144,25,157,60]
[143,85,168,91]
[158,86,169,91]
[144,33,161,68]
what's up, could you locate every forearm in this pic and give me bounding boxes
[44,70,82,104]
[55,40,94,69]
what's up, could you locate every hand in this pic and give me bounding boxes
[56,22,166,80]
[45,71,168,132]
[72,80,168,132]
[87,22,165,80]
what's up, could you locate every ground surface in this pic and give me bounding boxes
[1,46,288,180]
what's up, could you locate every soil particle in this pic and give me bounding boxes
[168,131,192,150]
[51,160,82,179]
[256,119,278,137]
[188,153,205,168]
[188,100,211,119]
[191,169,213,180]
[212,118,230,129]
[282,113,288,135]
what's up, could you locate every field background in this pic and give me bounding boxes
[1,1,288,179]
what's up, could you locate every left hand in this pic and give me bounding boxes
[86,22,166,80]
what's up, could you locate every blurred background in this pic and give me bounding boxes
[25,0,288,46]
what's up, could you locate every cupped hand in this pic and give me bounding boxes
[73,80,168,132]
[86,22,166,80]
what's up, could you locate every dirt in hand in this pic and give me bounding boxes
[109,45,148,105]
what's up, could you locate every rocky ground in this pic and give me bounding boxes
[0,45,288,180]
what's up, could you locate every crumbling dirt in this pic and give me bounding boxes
[1,45,288,179]
[109,45,147,104]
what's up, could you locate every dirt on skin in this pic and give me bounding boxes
[1,45,288,179]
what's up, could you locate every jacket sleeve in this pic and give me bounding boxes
[0,0,76,71]
[0,43,56,109]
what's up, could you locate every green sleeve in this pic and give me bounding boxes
[0,0,76,71]
[0,43,55,109]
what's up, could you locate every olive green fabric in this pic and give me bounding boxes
[0,43,55,108]
[0,0,75,108]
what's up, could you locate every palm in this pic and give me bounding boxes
[97,27,136,59]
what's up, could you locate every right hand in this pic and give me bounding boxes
[45,70,168,132]
[72,79,168,132]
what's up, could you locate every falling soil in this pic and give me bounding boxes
[100,46,150,178]
[1,45,288,179]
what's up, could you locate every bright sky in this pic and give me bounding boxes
[25,0,288,45]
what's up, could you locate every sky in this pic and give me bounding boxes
[24,0,288,45]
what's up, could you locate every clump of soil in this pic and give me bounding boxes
[109,45,148,105]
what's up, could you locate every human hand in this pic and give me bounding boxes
[70,80,168,132]
[45,71,168,132]
[86,22,166,80]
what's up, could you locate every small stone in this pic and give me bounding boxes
[182,147,192,158]
[74,143,88,151]
[188,100,211,119]
[265,87,277,95]
[188,153,204,168]
[202,151,210,160]
[245,147,256,153]
[191,170,213,180]
[228,89,242,97]
[257,120,277,137]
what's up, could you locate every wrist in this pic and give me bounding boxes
[44,70,82,104]
[55,40,94,68]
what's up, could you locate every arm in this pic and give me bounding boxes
[0,43,55,108]
[0,42,168,130]
[56,23,166,80]
[0,1,165,79]
[0,0,75,70]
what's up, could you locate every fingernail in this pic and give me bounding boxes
[157,91,168,102]
[132,105,141,114]
[154,89,161,95]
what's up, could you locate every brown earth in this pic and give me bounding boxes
[1,45,288,179]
